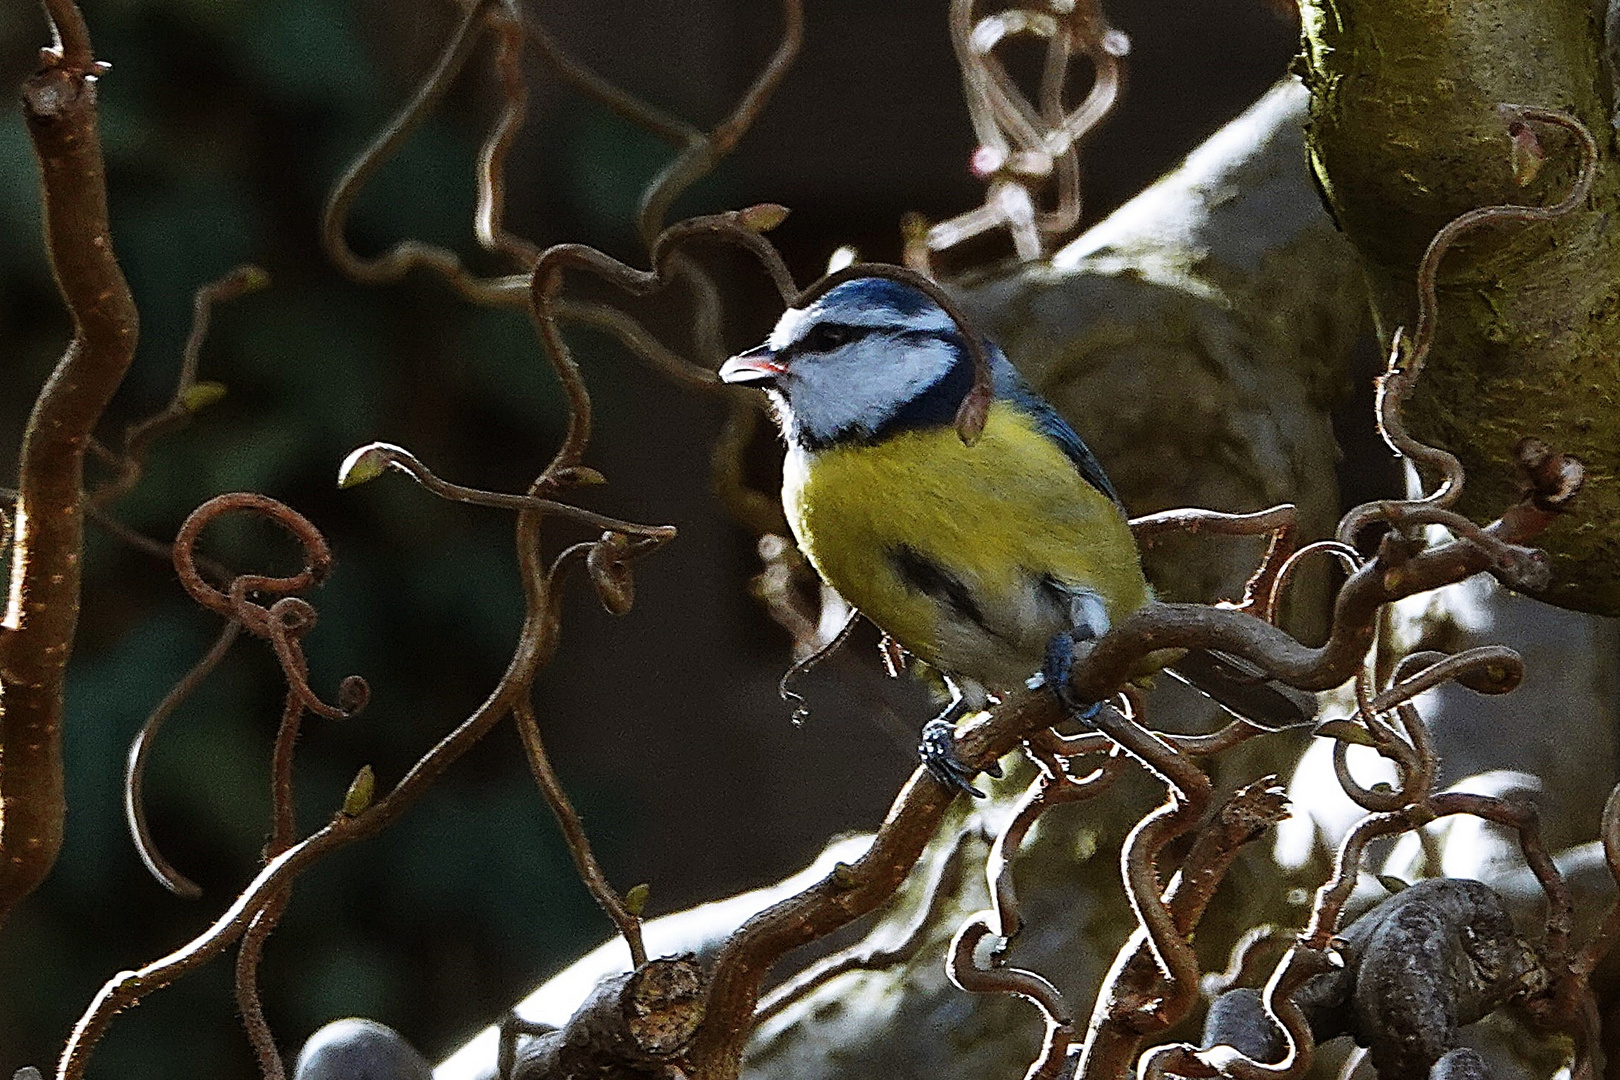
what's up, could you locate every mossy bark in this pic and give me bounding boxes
[1298,0,1620,614]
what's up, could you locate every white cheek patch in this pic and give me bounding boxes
[788,338,956,442]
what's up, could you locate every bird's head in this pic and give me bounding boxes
[718,277,981,449]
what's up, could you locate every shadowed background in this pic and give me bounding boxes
[0,2,1296,1075]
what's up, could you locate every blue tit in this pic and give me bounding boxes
[719,276,1302,796]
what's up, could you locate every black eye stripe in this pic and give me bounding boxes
[788,323,954,357]
[791,322,878,354]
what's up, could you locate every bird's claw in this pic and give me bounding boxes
[920,717,988,798]
[1043,631,1103,721]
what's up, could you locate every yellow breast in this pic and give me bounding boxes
[782,402,1149,683]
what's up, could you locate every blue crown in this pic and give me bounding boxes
[810,278,943,326]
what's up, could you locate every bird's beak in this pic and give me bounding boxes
[718,345,786,388]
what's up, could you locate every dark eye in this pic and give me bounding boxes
[799,323,858,353]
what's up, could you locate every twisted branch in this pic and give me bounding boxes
[1,2,139,921]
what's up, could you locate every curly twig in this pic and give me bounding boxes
[1138,944,1333,1080]
[1265,540,1362,626]
[987,748,1127,941]
[1201,924,1285,1001]
[949,916,1075,1080]
[776,603,862,726]
[62,462,676,1077]
[321,0,528,305]
[474,6,536,267]
[170,495,368,724]
[1345,106,1597,533]
[1368,645,1523,712]
[519,14,695,147]
[513,692,648,967]
[234,687,308,1080]
[90,264,266,509]
[524,207,799,487]
[635,0,804,246]
[337,441,677,539]
[1080,778,1290,1080]
[918,0,1127,267]
[124,619,243,898]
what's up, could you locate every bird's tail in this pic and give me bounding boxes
[1166,648,1318,731]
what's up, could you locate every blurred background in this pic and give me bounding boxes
[0,1,1297,1075]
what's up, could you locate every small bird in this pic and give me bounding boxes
[719,276,1301,796]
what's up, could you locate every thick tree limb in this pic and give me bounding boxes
[1297,0,1620,614]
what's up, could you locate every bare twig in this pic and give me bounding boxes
[321,0,528,306]
[235,888,293,1080]
[915,0,1127,269]
[40,0,94,74]
[1129,504,1299,620]
[170,495,369,723]
[635,0,804,246]
[90,264,266,509]
[950,915,1076,1080]
[124,619,244,898]
[338,441,677,539]
[1573,783,1620,979]
[233,689,308,1080]
[987,747,1127,940]
[687,690,1061,1080]
[527,207,798,479]
[776,604,861,726]
[61,477,675,1077]
[1343,106,1597,534]
[1137,945,1335,1080]
[1079,777,1290,1080]
[1367,645,1523,713]
[1201,925,1285,1001]
[512,693,647,967]
[519,15,696,148]
[552,297,719,391]
[473,6,537,267]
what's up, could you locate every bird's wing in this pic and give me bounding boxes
[990,351,1124,508]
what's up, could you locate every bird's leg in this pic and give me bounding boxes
[1038,588,1110,720]
[919,678,1001,799]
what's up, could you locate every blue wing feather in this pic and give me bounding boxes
[849,312,1125,510]
[989,348,1124,508]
